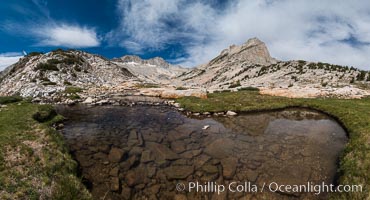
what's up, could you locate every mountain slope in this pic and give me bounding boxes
[1,38,369,100]
[112,55,188,84]
[0,50,136,98]
[180,38,370,97]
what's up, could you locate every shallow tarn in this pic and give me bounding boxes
[56,105,347,200]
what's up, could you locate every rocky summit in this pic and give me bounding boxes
[180,38,370,98]
[0,38,370,102]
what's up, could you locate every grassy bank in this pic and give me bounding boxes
[0,99,91,199]
[177,91,370,200]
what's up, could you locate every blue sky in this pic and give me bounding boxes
[1,0,370,70]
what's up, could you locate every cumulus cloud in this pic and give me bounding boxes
[0,52,23,71]
[1,21,100,49]
[111,0,370,69]
[33,24,100,48]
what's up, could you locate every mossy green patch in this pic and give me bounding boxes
[32,105,57,122]
[0,102,91,199]
[64,86,83,94]
[63,86,83,100]
[136,83,161,88]
[0,96,23,104]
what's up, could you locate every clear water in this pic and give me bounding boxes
[57,105,347,200]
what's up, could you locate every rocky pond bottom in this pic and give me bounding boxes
[56,105,347,200]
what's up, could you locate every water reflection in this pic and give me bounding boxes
[57,105,347,200]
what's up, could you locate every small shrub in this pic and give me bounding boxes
[238,87,260,91]
[136,83,160,88]
[47,59,62,65]
[317,62,325,69]
[42,81,57,86]
[64,86,83,94]
[229,80,241,88]
[52,48,65,53]
[193,70,206,77]
[36,63,59,71]
[63,81,72,85]
[298,60,306,66]
[74,66,82,72]
[63,56,83,65]
[40,77,50,82]
[214,90,231,93]
[27,52,43,57]
[357,71,366,81]
[176,87,187,90]
[32,105,57,123]
[0,96,23,104]
[307,63,316,69]
[68,94,81,100]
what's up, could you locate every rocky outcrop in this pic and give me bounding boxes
[0,50,136,99]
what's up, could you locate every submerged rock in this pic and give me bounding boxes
[171,141,187,154]
[202,164,219,174]
[146,142,180,161]
[221,157,238,179]
[110,177,120,191]
[140,150,154,163]
[108,147,126,163]
[204,138,235,159]
[125,166,147,187]
[165,165,195,180]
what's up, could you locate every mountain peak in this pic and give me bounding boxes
[209,37,276,66]
[114,55,172,68]
[243,37,264,47]
[147,57,171,68]
[114,55,143,63]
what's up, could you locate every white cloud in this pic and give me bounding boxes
[33,24,100,48]
[112,0,370,69]
[108,0,218,51]
[1,21,101,49]
[0,52,23,71]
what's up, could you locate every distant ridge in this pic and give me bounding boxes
[0,38,369,100]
